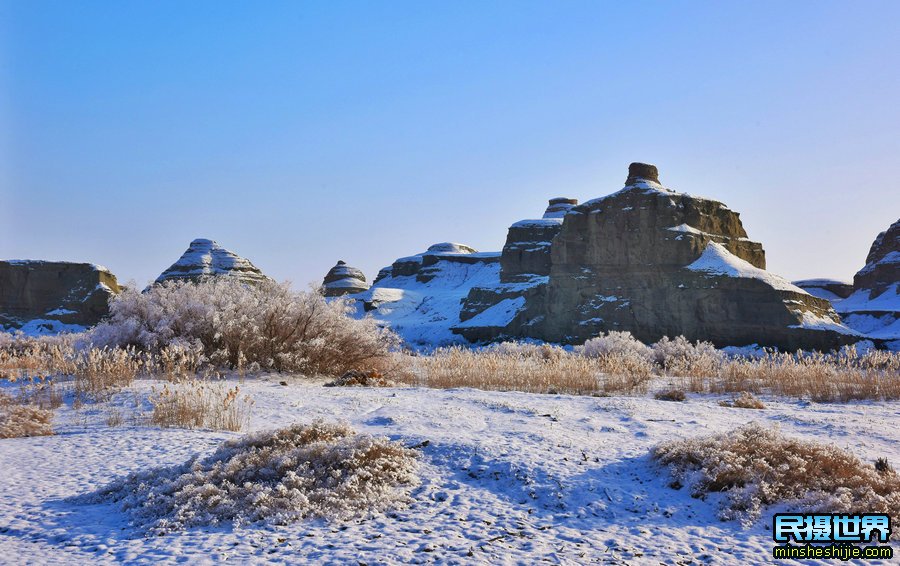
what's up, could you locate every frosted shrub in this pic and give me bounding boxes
[577,331,651,360]
[86,421,419,533]
[653,423,900,531]
[90,279,399,376]
[575,332,655,391]
[651,336,722,380]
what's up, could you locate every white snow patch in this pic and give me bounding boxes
[45,308,77,316]
[686,243,807,294]
[666,224,704,235]
[789,312,860,336]
[455,297,526,329]
[836,283,900,314]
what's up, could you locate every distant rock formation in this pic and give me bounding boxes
[834,219,900,348]
[543,197,578,219]
[155,239,268,286]
[0,260,121,333]
[793,279,854,302]
[344,163,857,351]
[322,261,370,297]
[353,243,500,346]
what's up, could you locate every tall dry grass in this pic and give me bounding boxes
[403,339,900,402]
[408,344,654,396]
[150,381,254,431]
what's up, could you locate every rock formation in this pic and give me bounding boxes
[793,279,854,302]
[339,163,858,351]
[0,261,121,333]
[155,239,268,286]
[833,219,900,348]
[322,261,370,296]
[351,243,500,346]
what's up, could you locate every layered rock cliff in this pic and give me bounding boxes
[155,239,269,286]
[834,219,900,347]
[0,261,121,333]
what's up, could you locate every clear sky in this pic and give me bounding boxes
[2,1,899,288]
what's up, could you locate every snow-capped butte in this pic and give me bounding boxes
[154,239,269,286]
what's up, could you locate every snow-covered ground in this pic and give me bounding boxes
[1,378,898,564]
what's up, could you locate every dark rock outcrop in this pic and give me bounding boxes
[0,261,121,332]
[155,239,268,286]
[322,261,369,297]
[834,219,900,347]
[852,219,899,296]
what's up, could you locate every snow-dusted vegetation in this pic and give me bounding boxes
[653,423,900,533]
[90,279,399,376]
[82,421,419,534]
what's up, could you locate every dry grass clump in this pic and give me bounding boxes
[654,388,687,402]
[0,392,53,439]
[653,423,900,532]
[85,421,419,533]
[150,381,254,431]
[325,369,395,388]
[719,391,766,409]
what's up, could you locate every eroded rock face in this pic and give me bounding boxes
[455,164,855,350]
[834,219,900,347]
[0,261,121,332]
[322,261,369,297]
[853,220,900,295]
[155,239,268,286]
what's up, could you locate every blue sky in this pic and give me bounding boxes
[2,1,899,287]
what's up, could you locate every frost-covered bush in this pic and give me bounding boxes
[89,279,399,376]
[653,423,900,531]
[576,331,651,360]
[85,421,419,533]
[651,335,722,377]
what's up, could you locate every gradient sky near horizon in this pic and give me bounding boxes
[2,1,899,288]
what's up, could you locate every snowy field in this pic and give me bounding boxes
[1,377,898,565]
